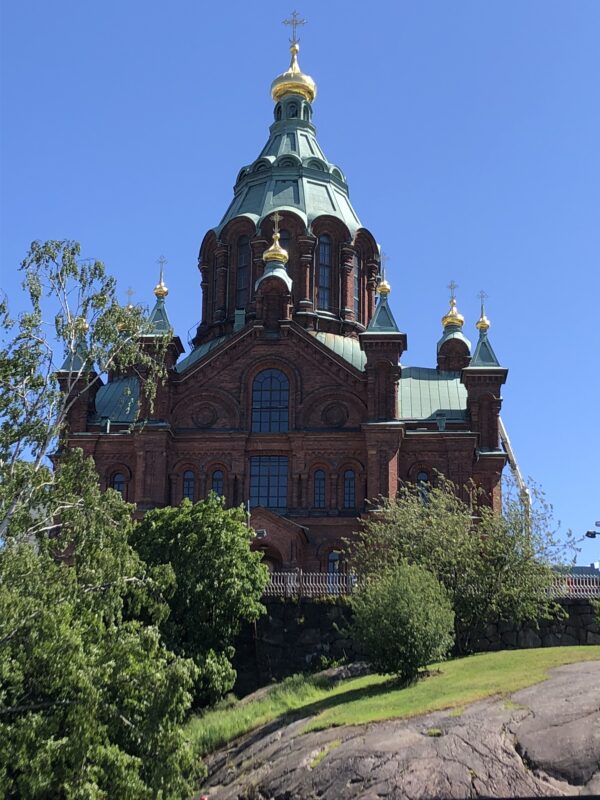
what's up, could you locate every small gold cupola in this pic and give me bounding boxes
[263,211,289,263]
[154,255,169,299]
[271,12,317,103]
[476,290,491,332]
[441,280,465,328]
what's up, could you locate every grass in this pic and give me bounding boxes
[309,738,342,768]
[186,646,600,756]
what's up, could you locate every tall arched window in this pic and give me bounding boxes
[111,472,126,497]
[353,252,361,320]
[236,235,251,308]
[251,369,289,432]
[313,469,326,508]
[317,234,332,311]
[416,470,430,504]
[211,469,224,496]
[343,469,356,509]
[183,470,195,501]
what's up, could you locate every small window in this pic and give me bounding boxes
[183,470,195,501]
[327,551,341,574]
[236,235,251,308]
[276,104,282,120]
[343,470,356,509]
[313,469,326,508]
[416,470,430,504]
[212,470,224,496]
[251,369,289,433]
[288,102,298,118]
[317,234,332,311]
[111,472,126,496]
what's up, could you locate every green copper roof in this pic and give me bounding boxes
[217,98,361,234]
[399,367,467,421]
[364,295,401,333]
[470,330,501,367]
[91,376,139,423]
[436,323,471,354]
[59,336,87,372]
[310,332,367,371]
[175,335,229,373]
[146,297,172,336]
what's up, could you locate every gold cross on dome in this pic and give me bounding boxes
[157,255,167,282]
[447,280,458,301]
[125,286,134,305]
[380,250,389,280]
[271,211,282,234]
[283,10,306,44]
[478,289,488,313]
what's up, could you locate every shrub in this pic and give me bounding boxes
[351,562,455,682]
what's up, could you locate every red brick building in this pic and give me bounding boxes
[61,41,511,571]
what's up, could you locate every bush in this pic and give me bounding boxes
[352,562,455,683]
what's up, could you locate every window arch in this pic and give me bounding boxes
[182,470,195,501]
[251,369,289,432]
[343,469,356,509]
[317,234,332,311]
[313,469,326,508]
[211,469,224,496]
[236,235,251,308]
[111,472,126,496]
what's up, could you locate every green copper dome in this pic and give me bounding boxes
[216,80,361,234]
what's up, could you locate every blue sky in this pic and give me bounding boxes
[2,1,599,563]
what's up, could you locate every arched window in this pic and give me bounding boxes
[212,469,224,496]
[313,469,326,508]
[416,470,430,504]
[251,369,289,432]
[111,472,126,496]
[327,550,341,574]
[276,104,282,121]
[317,234,332,311]
[236,235,251,308]
[343,469,356,509]
[183,470,195,501]
[353,252,361,320]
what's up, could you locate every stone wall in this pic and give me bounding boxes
[233,597,600,696]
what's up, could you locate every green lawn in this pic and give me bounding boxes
[187,646,600,756]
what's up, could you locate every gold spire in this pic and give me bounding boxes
[441,280,465,328]
[377,251,391,296]
[271,12,316,103]
[263,212,289,263]
[154,255,168,299]
[476,290,491,332]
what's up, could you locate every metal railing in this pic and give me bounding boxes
[264,571,600,599]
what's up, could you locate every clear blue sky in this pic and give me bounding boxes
[2,1,599,564]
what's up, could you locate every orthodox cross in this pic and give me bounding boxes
[283,10,306,44]
[380,250,389,280]
[478,289,488,314]
[157,254,167,282]
[271,210,282,235]
[125,286,134,306]
[447,280,458,301]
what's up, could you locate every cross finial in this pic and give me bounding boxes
[125,286,134,307]
[157,255,167,283]
[448,280,458,301]
[380,251,389,281]
[477,289,488,313]
[271,211,282,234]
[283,10,306,45]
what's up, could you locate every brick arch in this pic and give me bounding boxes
[298,385,366,429]
[171,388,240,430]
[104,463,133,501]
[240,356,303,430]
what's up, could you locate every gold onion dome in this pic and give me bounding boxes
[442,297,465,328]
[154,277,168,299]
[376,278,392,297]
[476,309,491,332]
[263,231,289,263]
[271,43,317,103]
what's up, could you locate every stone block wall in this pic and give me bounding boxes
[233,597,600,696]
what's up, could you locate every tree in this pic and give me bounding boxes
[352,562,455,682]
[347,476,571,653]
[0,242,200,797]
[131,495,269,706]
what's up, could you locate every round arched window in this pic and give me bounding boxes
[183,470,195,501]
[251,369,289,432]
[212,470,224,496]
[111,472,126,496]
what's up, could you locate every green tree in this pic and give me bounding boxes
[132,495,269,706]
[352,562,455,682]
[0,242,199,797]
[348,476,570,652]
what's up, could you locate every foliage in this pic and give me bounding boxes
[188,647,600,755]
[351,563,455,682]
[0,242,199,796]
[0,239,167,543]
[347,476,570,652]
[131,495,269,706]
[0,452,200,798]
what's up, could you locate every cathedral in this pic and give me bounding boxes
[61,31,513,572]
